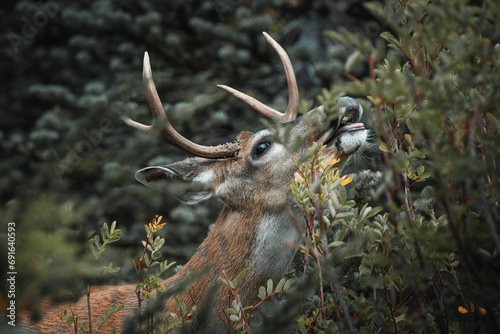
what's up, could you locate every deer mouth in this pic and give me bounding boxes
[318,103,367,155]
[321,105,365,140]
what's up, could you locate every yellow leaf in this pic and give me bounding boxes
[325,157,340,168]
[458,306,468,314]
[150,215,165,231]
[340,177,353,186]
[294,172,304,184]
[469,303,487,315]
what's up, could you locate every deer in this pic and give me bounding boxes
[22,32,367,333]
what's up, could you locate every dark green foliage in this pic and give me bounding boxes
[292,0,500,332]
[1,0,498,332]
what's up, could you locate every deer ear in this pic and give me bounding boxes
[136,159,216,204]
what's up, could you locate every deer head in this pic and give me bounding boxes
[123,33,366,212]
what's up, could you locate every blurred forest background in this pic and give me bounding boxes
[1,0,499,333]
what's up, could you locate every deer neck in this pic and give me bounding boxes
[249,206,303,280]
[164,204,303,308]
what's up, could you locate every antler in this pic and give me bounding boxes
[122,52,241,159]
[217,32,299,122]
[123,32,299,158]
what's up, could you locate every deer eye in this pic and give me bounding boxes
[253,141,271,157]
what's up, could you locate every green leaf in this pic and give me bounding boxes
[379,142,391,152]
[109,235,120,243]
[152,251,161,260]
[90,245,98,257]
[258,286,266,300]
[94,235,101,248]
[235,267,250,288]
[328,241,345,248]
[101,224,108,242]
[266,279,273,295]
[79,322,87,333]
[87,229,96,239]
[153,237,165,250]
[420,172,430,180]
[306,206,316,214]
[380,31,403,52]
[275,278,286,292]
[335,211,354,219]
[404,133,412,144]
[65,315,74,327]
[417,165,425,175]
[366,206,383,219]
[142,290,156,300]
[345,50,362,73]
[218,277,229,286]
[174,297,181,310]
[231,299,239,309]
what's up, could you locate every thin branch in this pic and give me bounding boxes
[87,286,93,334]
[384,284,399,334]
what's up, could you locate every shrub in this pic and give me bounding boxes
[274,0,500,332]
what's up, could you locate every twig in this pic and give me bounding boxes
[86,286,93,334]
[384,284,399,334]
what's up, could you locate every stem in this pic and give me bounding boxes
[333,280,353,331]
[87,286,93,334]
[402,172,415,220]
[137,231,152,276]
[134,223,155,330]
[384,284,399,334]
[221,269,252,334]
[316,256,326,320]
[391,107,415,220]
[57,314,74,334]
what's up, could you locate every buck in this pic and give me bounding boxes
[23,32,367,333]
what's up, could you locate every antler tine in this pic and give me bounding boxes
[123,52,240,159]
[121,52,164,132]
[262,32,299,122]
[217,31,299,123]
